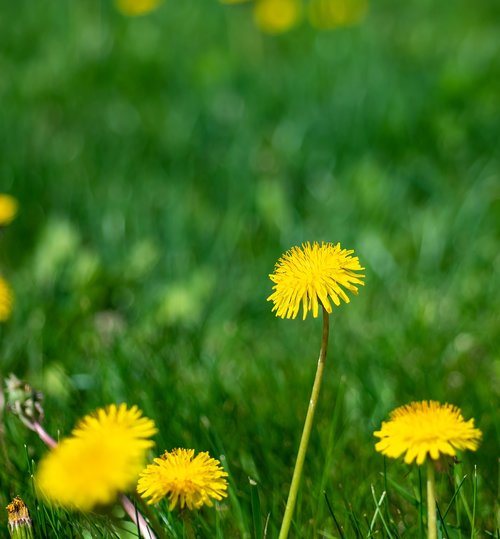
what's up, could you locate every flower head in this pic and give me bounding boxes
[6,497,33,538]
[0,276,14,321]
[308,0,368,29]
[253,0,302,34]
[0,194,18,226]
[137,448,229,510]
[268,241,365,319]
[36,404,157,511]
[374,401,482,465]
[114,0,162,16]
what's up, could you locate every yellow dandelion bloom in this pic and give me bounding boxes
[374,401,482,466]
[253,0,302,34]
[308,0,368,29]
[267,241,365,320]
[0,277,14,322]
[114,0,162,16]
[137,448,229,510]
[0,194,18,226]
[36,404,157,511]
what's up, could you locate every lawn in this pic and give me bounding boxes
[0,0,499,537]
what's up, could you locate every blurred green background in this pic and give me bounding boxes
[1,0,499,536]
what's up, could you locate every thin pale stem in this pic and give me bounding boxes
[32,422,57,448]
[427,460,437,539]
[279,306,330,539]
[119,494,158,539]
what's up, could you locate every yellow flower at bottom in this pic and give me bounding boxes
[137,448,229,510]
[374,401,482,465]
[0,277,14,321]
[268,241,365,319]
[253,0,302,34]
[36,404,157,511]
[114,0,162,16]
[0,194,18,226]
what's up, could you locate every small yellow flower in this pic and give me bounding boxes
[268,241,365,319]
[6,497,34,538]
[0,277,14,322]
[0,194,18,226]
[114,0,162,16]
[308,0,368,29]
[36,404,157,511]
[137,448,229,510]
[253,0,302,34]
[374,401,482,465]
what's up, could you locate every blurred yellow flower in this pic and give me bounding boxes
[0,277,14,322]
[308,0,367,29]
[0,194,18,226]
[114,0,162,16]
[36,404,157,511]
[253,0,302,34]
[268,241,365,319]
[137,448,229,510]
[374,401,482,465]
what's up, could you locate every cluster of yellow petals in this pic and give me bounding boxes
[308,0,367,29]
[0,276,14,322]
[0,194,17,226]
[6,497,32,531]
[137,448,229,510]
[268,241,365,319]
[114,0,162,16]
[0,194,16,321]
[221,0,367,33]
[36,404,157,511]
[253,0,302,34]
[374,401,482,465]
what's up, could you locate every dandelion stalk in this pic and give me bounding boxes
[279,306,329,539]
[426,460,437,539]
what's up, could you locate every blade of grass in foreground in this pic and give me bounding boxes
[369,486,395,539]
[249,477,263,539]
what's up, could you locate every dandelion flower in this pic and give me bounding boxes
[6,497,34,538]
[114,0,162,16]
[268,241,365,320]
[0,277,14,322]
[137,448,229,510]
[308,0,368,29]
[36,404,157,511]
[0,194,18,226]
[253,0,302,34]
[374,401,482,465]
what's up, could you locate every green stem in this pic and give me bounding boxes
[427,460,437,539]
[279,306,330,539]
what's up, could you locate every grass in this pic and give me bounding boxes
[1,0,499,537]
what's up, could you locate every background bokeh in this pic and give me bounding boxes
[1,0,499,536]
